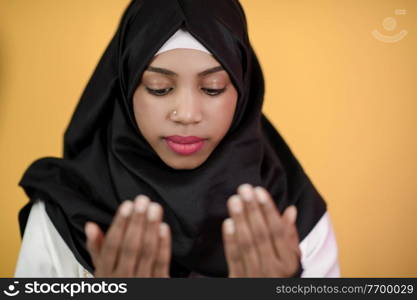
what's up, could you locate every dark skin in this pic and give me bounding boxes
[85,184,301,277]
[85,195,171,277]
[222,184,301,277]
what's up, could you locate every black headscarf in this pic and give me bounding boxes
[18,0,326,277]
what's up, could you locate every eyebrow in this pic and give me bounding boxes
[145,65,224,77]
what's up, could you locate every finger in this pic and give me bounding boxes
[222,218,245,277]
[136,202,163,277]
[237,184,277,273]
[282,205,302,257]
[283,205,297,225]
[253,186,287,260]
[85,221,104,269]
[115,195,150,276]
[152,222,171,278]
[227,194,260,276]
[278,205,302,275]
[255,187,301,275]
[98,200,133,276]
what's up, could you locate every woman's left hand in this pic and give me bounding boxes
[222,184,302,277]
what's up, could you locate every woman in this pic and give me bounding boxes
[15,0,340,278]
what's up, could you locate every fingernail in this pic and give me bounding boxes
[254,187,268,204]
[85,222,94,238]
[147,203,159,221]
[159,223,168,237]
[288,205,297,223]
[134,195,149,213]
[229,195,242,213]
[224,218,235,234]
[120,201,133,217]
[238,183,253,202]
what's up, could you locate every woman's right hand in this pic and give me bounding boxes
[85,195,172,277]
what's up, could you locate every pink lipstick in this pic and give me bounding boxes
[165,135,206,155]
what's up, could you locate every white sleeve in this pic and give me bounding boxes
[14,200,340,278]
[14,199,94,278]
[299,211,341,277]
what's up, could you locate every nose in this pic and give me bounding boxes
[169,87,203,125]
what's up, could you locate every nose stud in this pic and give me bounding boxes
[172,110,177,116]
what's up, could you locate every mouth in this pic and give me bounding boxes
[164,135,206,155]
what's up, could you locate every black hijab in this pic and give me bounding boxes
[18,0,326,277]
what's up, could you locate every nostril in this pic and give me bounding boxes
[169,107,203,124]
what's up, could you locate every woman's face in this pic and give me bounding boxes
[133,49,238,170]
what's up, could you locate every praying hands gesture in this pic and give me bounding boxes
[222,184,302,277]
[84,195,171,277]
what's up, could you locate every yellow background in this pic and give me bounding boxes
[1,0,416,277]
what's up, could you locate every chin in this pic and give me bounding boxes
[166,160,202,170]
[161,156,207,170]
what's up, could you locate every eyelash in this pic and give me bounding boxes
[145,87,226,97]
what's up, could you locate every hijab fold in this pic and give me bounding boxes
[19,0,326,277]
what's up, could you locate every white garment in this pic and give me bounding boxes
[154,28,212,56]
[14,199,340,278]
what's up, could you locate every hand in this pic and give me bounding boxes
[222,184,301,277]
[85,195,172,277]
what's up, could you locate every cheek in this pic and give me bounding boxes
[207,91,238,138]
[133,90,164,137]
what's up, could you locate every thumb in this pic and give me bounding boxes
[85,221,104,267]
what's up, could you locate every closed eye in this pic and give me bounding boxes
[145,87,226,97]
[146,87,173,96]
[202,87,226,96]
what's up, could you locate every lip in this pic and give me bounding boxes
[165,135,205,144]
[165,136,206,155]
